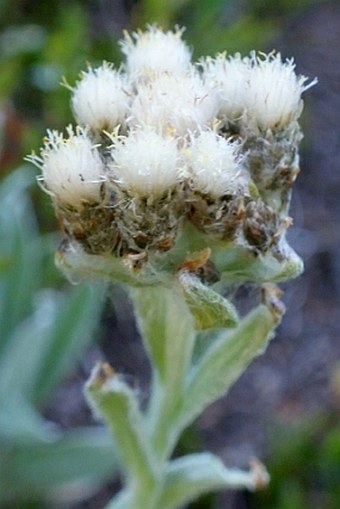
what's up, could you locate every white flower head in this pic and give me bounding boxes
[71,62,130,132]
[120,25,192,80]
[129,70,220,136]
[183,130,246,197]
[29,126,104,208]
[109,129,181,200]
[201,53,250,123]
[245,52,317,131]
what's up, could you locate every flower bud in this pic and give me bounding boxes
[129,71,219,136]
[29,126,104,208]
[183,131,247,198]
[71,62,129,132]
[201,53,249,124]
[120,25,192,80]
[245,52,317,131]
[108,129,181,200]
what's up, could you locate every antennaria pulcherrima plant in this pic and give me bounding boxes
[27,26,316,509]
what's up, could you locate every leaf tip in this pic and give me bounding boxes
[261,283,285,322]
[248,457,270,491]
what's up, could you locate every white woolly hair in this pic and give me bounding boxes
[201,53,250,123]
[183,130,246,197]
[245,52,317,130]
[71,62,130,132]
[128,70,220,136]
[109,129,180,199]
[108,128,181,200]
[120,25,192,80]
[29,126,104,207]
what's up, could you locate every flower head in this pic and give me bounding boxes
[28,26,316,266]
[129,70,219,136]
[71,62,129,132]
[108,129,181,200]
[183,130,246,197]
[201,53,250,123]
[120,25,192,80]
[245,53,316,130]
[29,126,104,208]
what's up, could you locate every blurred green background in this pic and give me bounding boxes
[1,1,340,508]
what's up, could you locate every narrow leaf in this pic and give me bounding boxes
[85,363,158,496]
[158,453,269,509]
[0,397,57,444]
[178,271,238,329]
[214,243,303,284]
[0,168,42,350]
[32,282,104,403]
[0,271,102,407]
[182,296,283,427]
[0,289,60,401]
[0,427,117,500]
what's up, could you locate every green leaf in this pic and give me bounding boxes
[0,397,57,444]
[32,282,104,403]
[85,364,158,502]
[0,168,42,351]
[56,241,171,287]
[182,301,282,427]
[0,283,103,406]
[0,427,117,503]
[178,271,238,329]
[0,289,61,402]
[214,243,304,284]
[158,453,268,509]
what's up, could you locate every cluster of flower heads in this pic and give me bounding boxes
[28,26,315,262]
